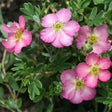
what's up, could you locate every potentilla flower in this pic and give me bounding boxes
[61,69,96,104]
[2,16,32,54]
[40,8,80,48]
[76,52,111,88]
[75,24,111,55]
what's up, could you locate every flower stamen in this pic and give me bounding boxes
[75,79,84,89]
[88,34,97,44]
[15,29,23,40]
[53,21,64,31]
[90,65,100,74]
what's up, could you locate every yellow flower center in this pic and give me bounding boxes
[88,34,97,44]
[53,22,64,31]
[15,29,23,40]
[90,65,100,74]
[75,79,84,89]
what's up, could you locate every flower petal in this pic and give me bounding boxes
[70,90,83,104]
[60,31,73,46]
[56,8,71,23]
[6,47,15,53]
[98,70,111,82]
[63,21,80,36]
[61,82,76,100]
[2,37,17,49]
[78,25,91,37]
[14,40,25,54]
[86,52,99,65]
[40,28,56,43]
[98,57,111,69]
[2,23,18,33]
[95,41,111,52]
[51,32,64,48]
[94,24,109,41]
[61,69,76,84]
[41,14,58,27]
[19,16,25,30]
[84,74,98,88]
[75,34,88,49]
[92,44,103,55]
[22,29,32,46]
[81,86,96,101]
[75,62,90,78]
[8,33,15,38]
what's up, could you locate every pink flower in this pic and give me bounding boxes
[2,16,32,54]
[61,69,96,104]
[40,8,80,48]
[76,52,111,88]
[75,24,111,55]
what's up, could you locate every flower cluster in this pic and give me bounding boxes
[1,8,111,104]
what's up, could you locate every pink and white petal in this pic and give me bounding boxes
[19,16,25,30]
[94,24,109,41]
[70,89,83,104]
[92,44,103,55]
[51,32,64,48]
[61,82,76,100]
[84,74,98,88]
[2,38,17,49]
[75,62,90,78]
[6,47,15,53]
[98,57,111,69]
[14,40,25,54]
[8,33,15,38]
[60,31,73,46]
[41,14,58,27]
[96,41,111,52]
[98,70,111,82]
[86,52,99,65]
[75,34,88,49]
[13,22,20,28]
[78,25,92,37]
[21,29,32,46]
[61,69,76,83]
[63,21,80,36]
[2,24,18,33]
[40,28,56,43]
[56,8,71,23]
[81,86,96,101]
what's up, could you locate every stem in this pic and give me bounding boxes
[103,105,108,112]
[107,107,112,112]
[95,101,98,112]
[1,49,7,77]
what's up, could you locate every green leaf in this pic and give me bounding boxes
[8,76,19,90]
[0,24,8,38]
[17,98,22,108]
[8,96,18,109]
[0,87,4,99]
[35,80,42,88]
[28,81,40,100]
[108,25,112,34]
[93,0,104,4]
[81,0,91,9]
[0,7,3,24]
[109,2,112,9]
[0,75,3,83]
[33,15,40,25]
[105,9,112,19]
[89,7,97,20]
